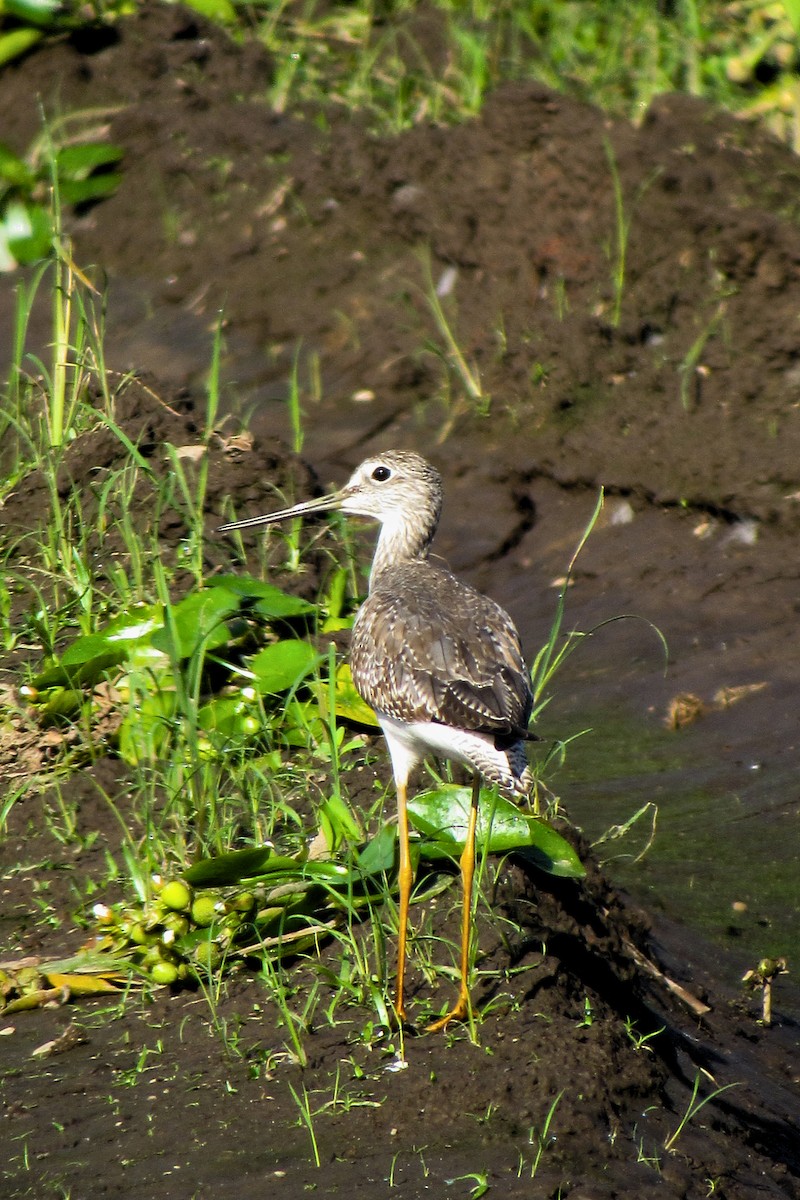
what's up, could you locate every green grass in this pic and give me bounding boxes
[3,2,800,145]
[236,0,800,142]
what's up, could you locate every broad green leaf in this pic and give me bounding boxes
[30,604,163,689]
[0,28,42,69]
[265,859,350,885]
[248,639,319,694]
[280,697,327,747]
[118,643,168,671]
[186,846,349,888]
[59,172,122,207]
[783,0,800,37]
[214,573,316,618]
[55,142,124,180]
[356,824,397,877]
[3,199,51,264]
[101,605,163,645]
[512,835,586,879]
[37,686,84,722]
[408,785,585,879]
[151,586,241,657]
[186,845,280,886]
[5,0,62,24]
[30,651,120,691]
[60,632,121,668]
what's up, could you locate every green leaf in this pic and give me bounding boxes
[4,0,63,25]
[96,605,163,646]
[512,833,586,879]
[0,142,35,190]
[356,824,397,877]
[28,585,245,700]
[2,200,51,266]
[322,565,348,620]
[29,604,164,690]
[117,687,176,765]
[248,639,319,695]
[0,28,42,68]
[318,793,362,851]
[196,692,260,740]
[782,0,800,37]
[213,574,316,619]
[59,632,120,668]
[186,846,281,886]
[58,172,122,207]
[309,661,380,728]
[55,142,124,180]
[38,686,84,722]
[30,651,118,691]
[151,586,241,658]
[408,785,585,879]
[180,0,238,23]
[185,847,349,888]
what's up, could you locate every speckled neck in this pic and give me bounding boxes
[369,502,440,585]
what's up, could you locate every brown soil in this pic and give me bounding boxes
[2,5,800,1198]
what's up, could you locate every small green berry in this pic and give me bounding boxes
[191,894,221,928]
[192,941,223,972]
[160,880,193,912]
[150,961,180,986]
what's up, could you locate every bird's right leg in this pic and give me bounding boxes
[394,775,413,1025]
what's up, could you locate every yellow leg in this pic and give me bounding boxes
[394,776,413,1025]
[427,774,481,1033]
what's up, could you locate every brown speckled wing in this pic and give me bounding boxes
[350,561,532,737]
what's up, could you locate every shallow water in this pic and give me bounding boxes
[554,704,800,1014]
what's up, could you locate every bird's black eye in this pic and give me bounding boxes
[371,465,392,482]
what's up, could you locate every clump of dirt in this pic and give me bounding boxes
[2,5,800,1199]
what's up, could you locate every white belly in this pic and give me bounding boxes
[376,712,529,796]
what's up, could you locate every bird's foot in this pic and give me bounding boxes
[425,994,470,1033]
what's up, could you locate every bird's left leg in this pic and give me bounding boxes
[394,773,413,1025]
[427,772,481,1032]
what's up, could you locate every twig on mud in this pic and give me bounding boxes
[618,929,711,1018]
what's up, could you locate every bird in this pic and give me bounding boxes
[219,450,534,1030]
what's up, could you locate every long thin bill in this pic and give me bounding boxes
[218,489,344,532]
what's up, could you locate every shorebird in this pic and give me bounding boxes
[220,451,533,1029]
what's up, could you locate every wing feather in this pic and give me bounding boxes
[350,562,532,736]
